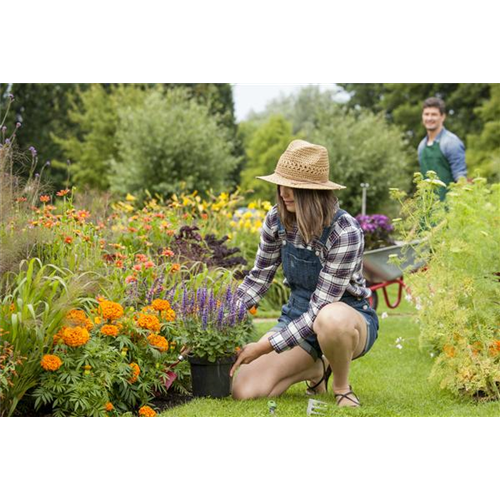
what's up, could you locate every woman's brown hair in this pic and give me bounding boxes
[276,186,338,244]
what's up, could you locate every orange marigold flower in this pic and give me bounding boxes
[64,236,73,244]
[161,308,176,322]
[166,229,175,237]
[101,324,119,337]
[125,275,137,284]
[99,300,124,321]
[136,313,161,332]
[53,327,66,345]
[129,362,140,383]
[66,309,93,330]
[489,340,500,356]
[170,263,180,274]
[147,333,169,352]
[249,306,258,315]
[139,405,157,417]
[61,326,90,347]
[105,402,114,412]
[39,195,50,203]
[144,261,154,269]
[57,188,71,197]
[41,354,63,371]
[443,345,456,358]
[151,299,171,312]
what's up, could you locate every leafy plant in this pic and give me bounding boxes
[172,283,254,362]
[355,214,395,250]
[391,172,500,399]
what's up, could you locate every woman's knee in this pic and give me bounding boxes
[314,306,358,344]
[231,367,272,400]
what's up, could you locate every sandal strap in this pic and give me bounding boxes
[306,357,326,391]
[334,390,361,406]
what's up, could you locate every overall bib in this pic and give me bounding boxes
[274,209,379,360]
[420,140,453,201]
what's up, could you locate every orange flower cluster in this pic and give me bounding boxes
[99,300,124,321]
[489,340,500,356]
[41,354,63,371]
[170,263,180,274]
[147,333,169,352]
[138,405,157,417]
[66,309,93,330]
[101,324,119,337]
[161,309,176,322]
[55,326,90,347]
[129,362,140,383]
[444,345,456,358]
[136,313,161,332]
[151,299,170,312]
[105,402,114,412]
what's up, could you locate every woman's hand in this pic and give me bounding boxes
[230,337,273,377]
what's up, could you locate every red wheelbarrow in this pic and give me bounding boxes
[363,242,425,310]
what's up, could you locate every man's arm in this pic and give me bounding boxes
[441,134,467,181]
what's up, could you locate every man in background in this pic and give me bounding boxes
[418,97,467,200]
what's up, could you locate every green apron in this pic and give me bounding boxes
[420,140,453,201]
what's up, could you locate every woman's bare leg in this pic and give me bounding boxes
[313,302,368,407]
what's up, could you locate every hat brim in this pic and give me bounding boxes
[256,172,346,191]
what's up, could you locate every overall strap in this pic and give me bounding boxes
[318,209,347,246]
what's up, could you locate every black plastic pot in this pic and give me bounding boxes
[188,355,236,398]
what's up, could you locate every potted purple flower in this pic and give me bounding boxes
[172,283,254,398]
[355,214,395,251]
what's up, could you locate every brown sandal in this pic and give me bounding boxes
[305,358,332,395]
[334,386,361,407]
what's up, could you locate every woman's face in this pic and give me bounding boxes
[279,185,296,212]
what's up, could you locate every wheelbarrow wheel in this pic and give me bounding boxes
[368,289,379,310]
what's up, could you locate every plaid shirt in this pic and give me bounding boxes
[235,204,370,353]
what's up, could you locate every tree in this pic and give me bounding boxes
[239,115,296,202]
[340,83,491,149]
[110,88,239,198]
[466,83,500,182]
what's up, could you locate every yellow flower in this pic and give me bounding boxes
[41,354,63,371]
[262,201,272,211]
[126,193,136,201]
[248,202,257,210]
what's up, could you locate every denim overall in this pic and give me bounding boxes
[275,209,379,360]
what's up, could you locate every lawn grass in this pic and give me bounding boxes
[160,283,500,417]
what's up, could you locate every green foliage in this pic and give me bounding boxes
[0,258,98,416]
[340,83,491,149]
[311,107,413,215]
[240,115,295,202]
[0,83,82,188]
[52,84,147,190]
[241,87,413,215]
[391,174,500,399]
[467,83,500,183]
[110,88,239,199]
[32,336,124,417]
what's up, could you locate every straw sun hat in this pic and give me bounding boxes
[256,139,346,190]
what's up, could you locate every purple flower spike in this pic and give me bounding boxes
[5,139,10,145]
[216,304,225,330]
[29,146,37,157]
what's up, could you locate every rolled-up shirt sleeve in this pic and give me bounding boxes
[441,136,467,181]
[235,206,281,310]
[268,223,364,353]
